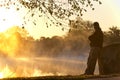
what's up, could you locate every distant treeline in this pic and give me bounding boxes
[0,18,120,57]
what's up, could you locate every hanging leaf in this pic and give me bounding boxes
[22,26,24,29]
[31,13,34,17]
[4,0,102,28]
[99,1,102,4]
[59,23,62,26]
[33,22,36,25]
[46,23,48,28]
[16,7,19,11]
[62,28,64,31]
[92,8,95,10]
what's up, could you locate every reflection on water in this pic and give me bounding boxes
[0,56,88,78]
[16,57,87,76]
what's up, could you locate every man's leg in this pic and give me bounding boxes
[85,47,99,75]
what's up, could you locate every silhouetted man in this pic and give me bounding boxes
[84,22,103,75]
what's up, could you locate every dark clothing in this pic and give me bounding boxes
[85,47,102,75]
[85,30,103,75]
[89,31,103,48]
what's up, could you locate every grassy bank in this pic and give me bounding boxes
[0,75,120,80]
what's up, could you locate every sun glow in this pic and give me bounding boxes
[0,58,66,78]
[0,29,20,57]
[0,73,4,79]
[0,6,22,32]
[0,65,16,79]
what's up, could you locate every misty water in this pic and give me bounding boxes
[0,54,99,77]
[0,23,98,77]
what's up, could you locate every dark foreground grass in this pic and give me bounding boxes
[0,74,120,80]
[0,75,85,80]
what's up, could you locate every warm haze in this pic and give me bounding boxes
[0,0,119,78]
[0,0,119,38]
[82,0,120,31]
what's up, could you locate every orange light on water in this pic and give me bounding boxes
[0,65,16,79]
[0,72,4,79]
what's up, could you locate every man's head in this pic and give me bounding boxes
[93,22,101,30]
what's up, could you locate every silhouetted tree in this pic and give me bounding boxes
[0,0,102,28]
[69,17,93,32]
[104,26,120,46]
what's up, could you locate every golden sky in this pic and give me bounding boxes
[0,0,119,38]
[82,0,120,31]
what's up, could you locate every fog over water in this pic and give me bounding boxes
[0,18,99,77]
